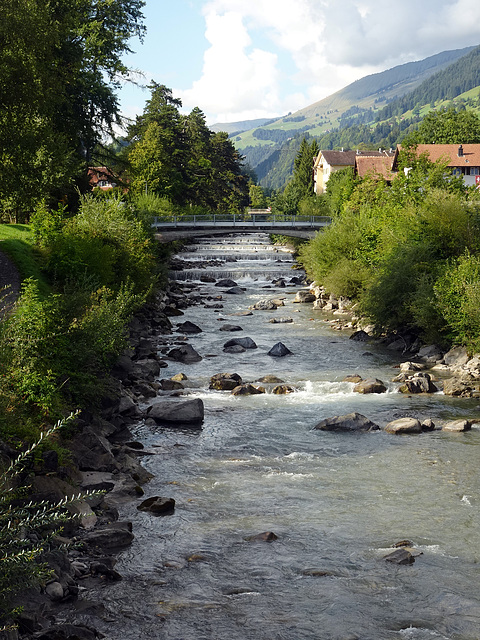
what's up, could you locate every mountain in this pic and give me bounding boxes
[209,117,281,135]
[238,45,480,189]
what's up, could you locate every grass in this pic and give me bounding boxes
[0,224,50,295]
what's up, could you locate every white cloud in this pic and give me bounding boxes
[177,0,480,123]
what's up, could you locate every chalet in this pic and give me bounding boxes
[313,149,395,194]
[393,144,480,188]
[88,166,119,191]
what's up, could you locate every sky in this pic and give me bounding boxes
[117,0,480,127]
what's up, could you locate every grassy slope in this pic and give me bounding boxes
[0,224,49,294]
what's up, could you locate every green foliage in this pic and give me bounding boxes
[435,253,480,351]
[128,85,249,212]
[324,167,356,215]
[0,277,142,418]
[0,0,145,220]
[402,108,480,145]
[44,194,156,294]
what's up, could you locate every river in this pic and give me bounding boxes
[84,233,480,640]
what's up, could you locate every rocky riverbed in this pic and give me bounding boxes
[7,271,480,639]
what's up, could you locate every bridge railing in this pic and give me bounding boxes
[152,214,331,228]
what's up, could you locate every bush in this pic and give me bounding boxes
[0,278,143,420]
[44,194,157,294]
[435,253,480,351]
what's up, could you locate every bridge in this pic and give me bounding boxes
[152,213,331,242]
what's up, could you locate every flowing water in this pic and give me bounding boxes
[84,233,480,640]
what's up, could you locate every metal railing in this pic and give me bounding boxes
[152,214,331,229]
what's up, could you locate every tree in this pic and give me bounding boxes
[403,107,480,145]
[128,83,188,204]
[0,0,146,220]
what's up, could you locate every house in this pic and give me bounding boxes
[393,144,480,188]
[313,149,395,194]
[88,166,119,191]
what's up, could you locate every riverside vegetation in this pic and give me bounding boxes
[0,194,164,629]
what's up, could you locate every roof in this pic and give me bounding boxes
[395,144,480,168]
[356,155,395,180]
[315,149,395,169]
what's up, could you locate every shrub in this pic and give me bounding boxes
[434,253,480,352]
[44,194,157,295]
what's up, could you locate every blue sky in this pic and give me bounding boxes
[117,0,480,127]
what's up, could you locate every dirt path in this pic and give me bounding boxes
[0,248,21,315]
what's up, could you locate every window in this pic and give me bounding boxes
[471,167,480,176]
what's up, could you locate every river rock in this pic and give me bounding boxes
[272,385,295,394]
[400,361,425,372]
[204,303,224,309]
[417,344,444,363]
[225,286,245,295]
[442,419,472,432]
[231,310,253,316]
[293,290,316,303]
[215,278,238,287]
[313,412,380,432]
[442,377,475,397]
[137,496,175,515]
[272,278,286,287]
[171,372,188,381]
[84,524,134,550]
[210,372,243,390]
[224,337,257,349]
[383,548,415,565]
[167,344,202,363]
[224,344,246,353]
[464,355,480,378]
[343,374,363,383]
[257,375,284,383]
[219,324,243,331]
[250,299,278,310]
[398,373,438,394]
[159,379,184,391]
[267,342,292,357]
[421,418,436,431]
[353,378,387,394]
[245,531,278,542]
[147,398,204,424]
[269,317,294,324]
[132,359,162,381]
[45,581,65,601]
[384,418,422,434]
[176,321,202,334]
[231,384,265,396]
[350,330,370,342]
[443,345,470,369]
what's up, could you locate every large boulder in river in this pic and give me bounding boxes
[272,385,295,395]
[231,384,265,396]
[442,419,472,432]
[224,337,257,350]
[398,373,438,394]
[147,398,204,424]
[267,342,293,357]
[210,372,242,390]
[293,290,316,303]
[251,299,278,310]
[353,378,387,394]
[176,321,202,334]
[219,324,243,332]
[313,412,380,432]
[167,344,202,363]
[225,286,245,295]
[224,344,245,353]
[215,278,238,288]
[384,418,422,434]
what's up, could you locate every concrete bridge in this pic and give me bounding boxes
[152,213,331,242]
